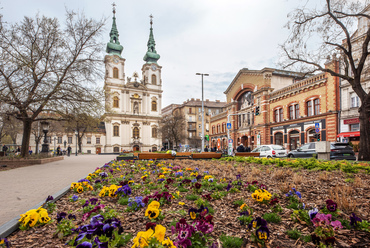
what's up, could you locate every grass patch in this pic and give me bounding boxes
[219,234,244,248]
[262,212,281,223]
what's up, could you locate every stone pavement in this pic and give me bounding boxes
[0,154,117,226]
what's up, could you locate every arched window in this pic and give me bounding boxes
[212,126,215,135]
[133,127,139,138]
[217,124,220,133]
[113,67,119,79]
[306,101,312,116]
[151,101,157,111]
[113,126,119,136]
[152,127,157,138]
[274,132,283,146]
[113,96,119,108]
[313,99,320,115]
[152,74,157,85]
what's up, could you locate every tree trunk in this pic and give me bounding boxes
[21,118,33,157]
[358,105,370,161]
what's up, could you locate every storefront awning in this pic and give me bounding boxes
[337,131,360,138]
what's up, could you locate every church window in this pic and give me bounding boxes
[133,127,140,138]
[113,96,119,108]
[113,126,119,136]
[113,67,119,79]
[152,127,157,138]
[151,101,157,111]
[152,74,157,85]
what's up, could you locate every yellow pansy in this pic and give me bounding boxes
[148,201,160,209]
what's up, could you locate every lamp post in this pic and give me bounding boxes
[75,130,78,156]
[54,136,56,156]
[40,121,50,154]
[196,73,209,152]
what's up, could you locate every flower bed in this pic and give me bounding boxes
[2,158,370,247]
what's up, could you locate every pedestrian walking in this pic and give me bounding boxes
[2,144,8,156]
[67,145,72,156]
[57,145,61,156]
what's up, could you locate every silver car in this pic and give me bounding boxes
[252,145,287,158]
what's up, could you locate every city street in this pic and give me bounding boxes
[0,154,116,226]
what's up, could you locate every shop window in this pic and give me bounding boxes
[350,123,360,131]
[113,67,119,79]
[313,99,320,115]
[274,132,283,146]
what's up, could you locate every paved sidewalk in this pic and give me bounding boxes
[0,154,116,226]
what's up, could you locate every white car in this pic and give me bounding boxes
[251,145,287,158]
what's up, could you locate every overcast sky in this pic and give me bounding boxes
[1,0,324,107]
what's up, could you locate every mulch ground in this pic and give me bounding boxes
[5,159,370,248]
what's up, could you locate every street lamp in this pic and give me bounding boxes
[40,121,50,154]
[53,136,56,156]
[75,130,78,156]
[196,73,209,152]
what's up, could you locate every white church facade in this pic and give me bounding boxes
[103,10,163,153]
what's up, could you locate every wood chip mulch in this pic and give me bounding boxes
[5,159,370,248]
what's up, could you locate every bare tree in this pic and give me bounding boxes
[64,110,101,153]
[281,0,370,161]
[188,137,201,150]
[0,10,105,157]
[159,112,186,149]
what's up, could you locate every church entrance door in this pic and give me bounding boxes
[133,145,140,151]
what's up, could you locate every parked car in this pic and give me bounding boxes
[251,145,287,158]
[287,142,356,160]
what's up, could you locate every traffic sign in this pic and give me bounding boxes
[315,128,320,133]
[229,139,233,143]
[227,123,232,129]
[315,123,320,129]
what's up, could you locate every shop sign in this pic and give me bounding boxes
[343,118,359,125]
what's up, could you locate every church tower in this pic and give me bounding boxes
[103,7,163,153]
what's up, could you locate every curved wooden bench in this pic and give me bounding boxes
[235,152,260,157]
[191,152,222,159]
[138,153,174,160]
